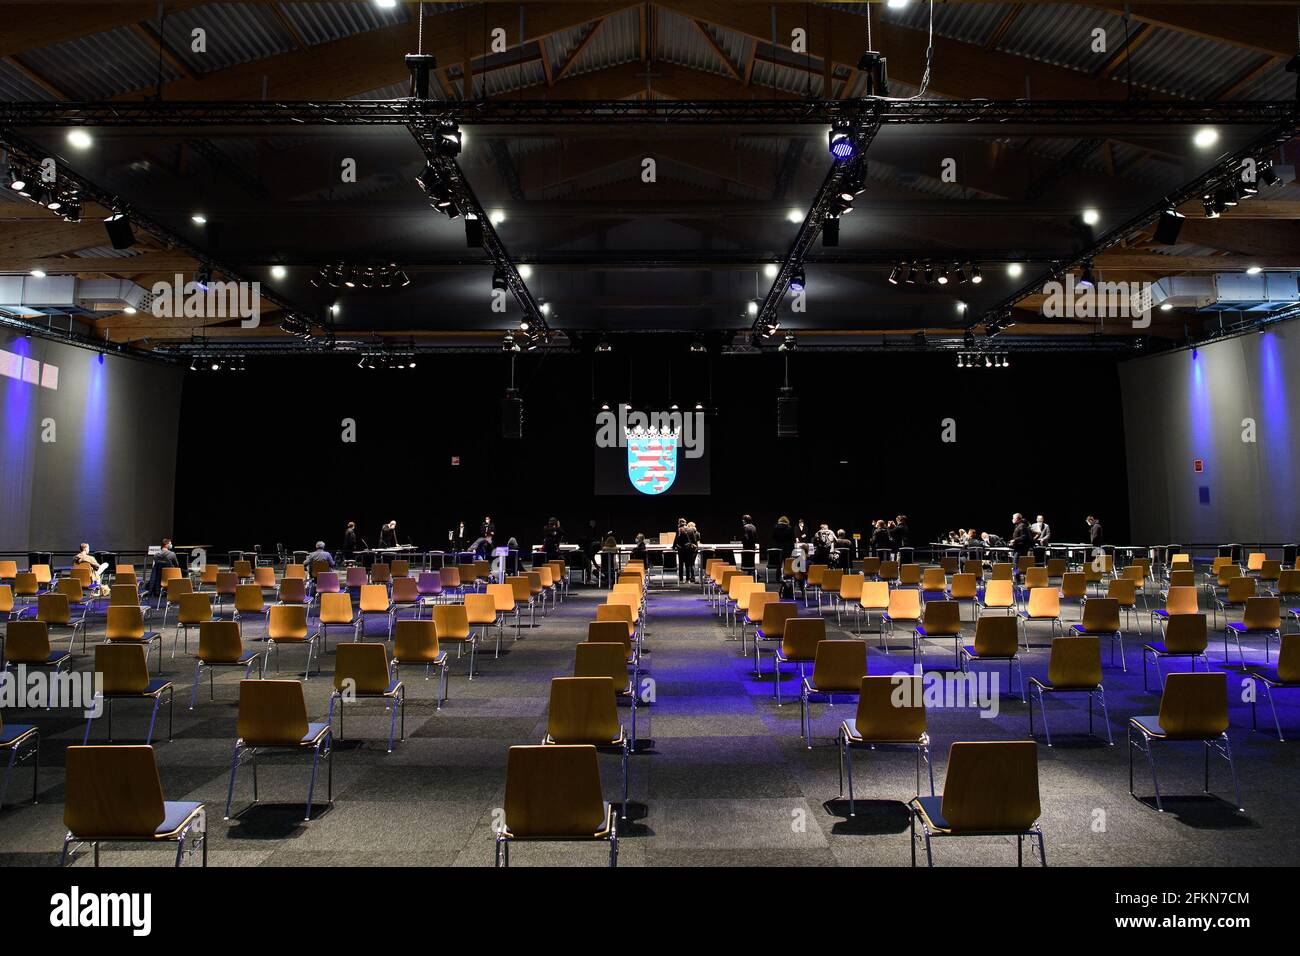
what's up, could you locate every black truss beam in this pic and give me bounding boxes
[0,99,1294,128]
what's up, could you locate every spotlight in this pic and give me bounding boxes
[1077,261,1095,291]
[489,209,506,225]
[60,200,82,223]
[595,337,612,354]
[1260,165,1281,187]
[415,162,440,195]
[923,262,935,285]
[786,208,804,224]
[789,266,806,293]
[887,263,901,285]
[539,302,551,316]
[828,123,856,161]
[189,359,198,371]
[956,355,964,368]
[1193,127,1219,149]
[970,264,982,284]
[7,166,28,192]
[936,265,949,285]
[518,265,533,280]
[1007,262,1023,278]
[1082,208,1100,226]
[435,123,462,158]
[778,333,797,352]
[29,269,45,278]
[904,262,917,285]
[1246,265,1262,275]
[190,213,207,225]
[763,264,779,279]
[67,129,93,149]
[1154,209,1185,244]
[271,265,287,280]
[104,212,136,250]
[123,306,136,314]
[492,268,507,290]
[747,300,759,316]
[195,263,212,292]
[985,356,993,368]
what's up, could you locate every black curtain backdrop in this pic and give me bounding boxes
[173,349,1130,556]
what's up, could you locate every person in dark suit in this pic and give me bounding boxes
[835,529,854,568]
[481,516,495,538]
[379,520,398,549]
[771,516,795,558]
[1009,513,1032,558]
[673,519,691,583]
[343,521,358,560]
[741,515,758,549]
[891,515,910,550]
[542,518,564,561]
[794,519,810,545]
[870,520,892,555]
[470,533,494,559]
[146,538,179,597]
[1087,516,1104,555]
[630,533,648,563]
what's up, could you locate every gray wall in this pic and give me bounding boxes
[1119,319,1300,545]
[0,330,184,553]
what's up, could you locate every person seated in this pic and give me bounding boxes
[304,541,334,569]
[980,531,1006,548]
[630,533,648,563]
[73,542,106,595]
[146,538,180,597]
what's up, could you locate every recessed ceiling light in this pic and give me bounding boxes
[518,264,533,279]
[763,264,778,279]
[786,209,803,223]
[747,300,759,315]
[1159,303,1173,312]
[887,0,909,7]
[1007,263,1023,278]
[489,209,506,225]
[1082,208,1100,225]
[330,303,340,315]
[124,305,137,314]
[191,213,207,225]
[67,129,92,149]
[375,0,397,7]
[271,265,287,279]
[1193,127,1218,149]
[29,269,45,278]
[1246,265,1262,275]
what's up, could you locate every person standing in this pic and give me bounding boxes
[1031,514,1051,547]
[542,517,564,561]
[673,518,690,584]
[740,515,758,550]
[794,518,810,546]
[481,516,495,538]
[771,516,795,559]
[683,521,701,583]
[812,523,836,565]
[343,521,358,560]
[379,520,398,549]
[1086,516,1104,555]
[1009,513,1032,559]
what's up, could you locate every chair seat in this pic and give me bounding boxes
[1129,715,1167,738]
[1226,622,1276,634]
[841,718,925,747]
[1251,668,1299,688]
[0,723,36,746]
[138,679,172,697]
[962,645,1015,661]
[302,722,331,746]
[501,803,615,842]
[157,801,205,838]
[773,649,815,665]
[913,625,955,638]
[804,678,858,696]
[348,680,403,698]
[1019,611,1058,621]
[1151,609,1170,619]
[238,605,270,616]
[201,649,261,665]
[394,651,449,667]
[12,650,72,667]
[912,795,952,831]
[1070,624,1115,636]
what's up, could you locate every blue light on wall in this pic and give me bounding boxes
[80,350,108,540]
[1258,331,1295,533]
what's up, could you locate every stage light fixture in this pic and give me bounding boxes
[60,200,82,222]
[747,300,759,316]
[1160,302,1173,312]
[435,123,462,158]
[764,264,779,279]
[786,208,804,224]
[689,337,707,354]
[489,209,506,225]
[540,302,551,316]
[271,265,287,279]
[1082,208,1100,226]
[67,129,93,150]
[936,265,949,285]
[923,262,935,285]
[595,337,612,353]
[967,263,982,284]
[1260,165,1281,187]
[1007,262,1023,278]
[518,265,533,279]
[887,263,901,285]
[190,213,207,225]
[1193,127,1219,149]
[828,123,856,161]
[789,266,806,293]
[195,262,212,292]
[7,166,28,192]
[904,261,917,285]
[104,212,136,250]
[1154,208,1185,244]
[778,333,797,352]
[492,268,507,290]
[1246,265,1262,275]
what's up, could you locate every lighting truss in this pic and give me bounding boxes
[0,99,1293,127]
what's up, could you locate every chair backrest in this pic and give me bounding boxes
[939,556,960,574]
[278,577,308,604]
[284,563,306,580]
[860,556,881,577]
[547,677,619,744]
[587,619,632,651]
[0,560,16,579]
[898,564,922,586]
[1046,634,1102,689]
[781,616,826,660]
[433,604,470,640]
[973,614,1018,657]
[606,592,640,621]
[1170,553,1191,567]
[465,592,497,624]
[31,563,51,584]
[1242,596,1281,630]
[1080,597,1120,632]
[760,601,800,638]
[234,584,264,614]
[0,584,12,614]
[1167,569,1196,588]
[359,584,389,613]
[1246,551,1266,571]
[95,642,150,694]
[166,576,193,602]
[887,588,922,621]
[391,576,419,603]
[920,599,960,634]
[1120,564,1146,586]
[982,579,1014,607]
[991,562,1014,581]
[526,571,542,594]
[536,566,554,588]
[319,592,354,625]
[335,643,391,694]
[1259,559,1282,581]
[13,572,37,596]
[233,559,253,578]
[417,571,443,595]
[1016,555,1035,574]
[821,568,844,593]
[105,605,147,641]
[4,620,51,663]
[839,572,865,600]
[487,582,515,612]
[860,580,890,610]
[195,565,218,585]
[237,679,309,746]
[56,577,85,602]
[1023,567,1048,590]
[178,591,213,625]
[921,567,946,591]
[508,575,530,602]
[947,572,976,600]
[1106,577,1137,605]
[1226,576,1257,603]
[393,619,440,662]
[216,572,239,596]
[198,620,244,663]
[1278,568,1300,596]
[503,744,607,838]
[1025,587,1059,618]
[316,571,340,593]
[64,745,165,838]
[1164,586,1198,615]
[311,560,331,577]
[37,592,70,624]
[1046,558,1068,578]
[878,560,899,581]
[268,603,308,640]
[253,566,276,589]
[596,601,635,636]
[1059,571,1086,599]
[1158,672,1228,739]
[575,641,631,686]
[940,741,1040,832]
[1216,563,1242,586]
[1277,633,1300,683]
[1162,613,1208,654]
[810,640,867,693]
[855,675,926,742]
[746,590,776,623]
[391,559,411,578]
[69,565,92,587]
[806,564,825,587]
[345,567,368,588]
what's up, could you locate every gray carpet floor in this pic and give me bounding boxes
[2,578,1295,867]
